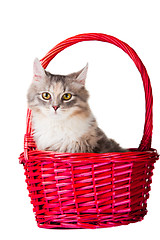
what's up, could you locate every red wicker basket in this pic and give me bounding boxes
[19,33,159,229]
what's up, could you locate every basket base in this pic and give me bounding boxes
[36,212,147,229]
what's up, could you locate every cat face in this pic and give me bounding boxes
[27,59,89,119]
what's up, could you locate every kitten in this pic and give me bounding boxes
[27,58,127,153]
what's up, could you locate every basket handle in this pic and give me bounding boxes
[32,33,153,151]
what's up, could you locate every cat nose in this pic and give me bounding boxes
[53,105,59,111]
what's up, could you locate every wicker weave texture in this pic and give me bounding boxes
[19,33,159,229]
[19,150,158,228]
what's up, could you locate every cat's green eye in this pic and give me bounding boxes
[62,93,72,101]
[42,92,51,100]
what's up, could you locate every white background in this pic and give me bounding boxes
[0,0,160,239]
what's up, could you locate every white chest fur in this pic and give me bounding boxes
[32,112,93,152]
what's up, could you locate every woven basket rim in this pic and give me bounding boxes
[19,148,159,164]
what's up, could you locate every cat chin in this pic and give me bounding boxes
[50,112,63,120]
[49,108,73,117]
[47,109,69,120]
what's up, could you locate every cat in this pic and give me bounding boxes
[27,58,127,153]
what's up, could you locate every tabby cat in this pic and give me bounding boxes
[27,58,127,153]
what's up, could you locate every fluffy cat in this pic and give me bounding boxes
[27,58,127,153]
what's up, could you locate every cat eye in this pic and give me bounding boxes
[42,92,51,100]
[62,93,72,101]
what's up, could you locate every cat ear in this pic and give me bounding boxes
[33,58,45,80]
[76,63,88,85]
[67,63,88,85]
